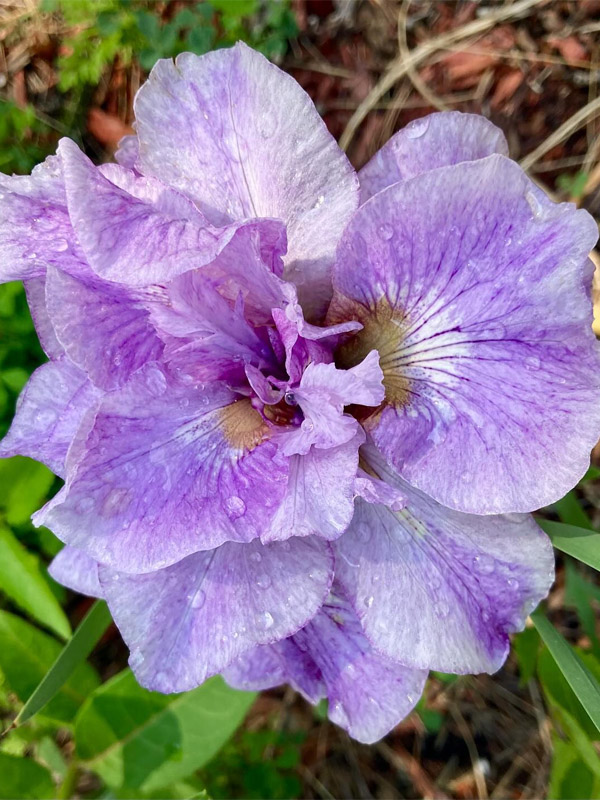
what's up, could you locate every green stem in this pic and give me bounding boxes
[57,761,79,800]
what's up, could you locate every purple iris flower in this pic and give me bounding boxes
[1,43,599,743]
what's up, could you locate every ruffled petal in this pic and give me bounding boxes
[0,358,100,478]
[0,155,85,283]
[23,278,64,359]
[280,353,383,457]
[334,450,555,674]
[330,155,600,513]
[59,138,285,287]
[45,266,164,390]
[225,593,428,744]
[151,270,276,386]
[34,364,288,572]
[48,546,102,598]
[114,134,139,169]
[134,42,358,312]
[261,436,361,543]
[359,111,508,203]
[99,536,334,692]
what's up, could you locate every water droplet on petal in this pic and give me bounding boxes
[364,595,374,608]
[129,650,145,670]
[434,600,450,618]
[378,223,394,241]
[406,117,429,139]
[525,356,540,371]
[507,578,520,590]
[54,238,69,252]
[331,700,349,726]
[525,189,544,219]
[250,551,262,563]
[473,554,495,575]
[225,495,246,519]
[259,611,274,630]
[191,590,206,609]
[145,367,167,397]
[256,574,272,589]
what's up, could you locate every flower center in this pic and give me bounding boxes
[331,297,409,407]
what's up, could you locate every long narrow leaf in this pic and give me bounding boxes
[539,520,600,571]
[532,610,600,734]
[15,600,112,727]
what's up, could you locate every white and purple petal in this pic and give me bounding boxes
[48,546,102,598]
[331,155,600,514]
[45,266,164,390]
[359,111,508,203]
[335,450,555,674]
[0,358,100,477]
[34,364,288,572]
[225,593,427,744]
[100,536,334,692]
[134,42,358,312]
[0,155,86,283]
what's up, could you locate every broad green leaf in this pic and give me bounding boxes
[0,457,54,526]
[565,562,600,654]
[0,525,70,639]
[0,752,55,799]
[537,647,600,740]
[16,601,111,727]
[36,737,68,779]
[75,669,256,792]
[552,491,593,529]
[539,520,600,571]
[549,734,600,799]
[513,626,540,686]
[0,610,99,725]
[533,611,600,734]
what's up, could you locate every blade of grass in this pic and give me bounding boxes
[538,520,600,571]
[532,610,600,734]
[14,600,111,727]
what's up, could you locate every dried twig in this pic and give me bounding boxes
[520,94,600,171]
[339,0,546,151]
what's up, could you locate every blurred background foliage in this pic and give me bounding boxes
[0,1,600,798]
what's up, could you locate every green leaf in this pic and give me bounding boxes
[539,520,600,571]
[75,669,256,792]
[513,626,540,686]
[532,610,600,734]
[0,610,99,725]
[565,562,600,654]
[0,457,55,526]
[552,490,593,529]
[0,525,71,639]
[0,752,55,799]
[15,601,111,727]
[549,734,600,799]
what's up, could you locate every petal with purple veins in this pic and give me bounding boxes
[59,138,285,287]
[280,352,383,456]
[225,593,428,744]
[0,358,100,478]
[134,43,358,313]
[330,155,600,514]
[99,536,333,692]
[262,435,361,543]
[0,154,87,283]
[49,546,102,598]
[359,111,508,203]
[335,451,555,675]
[45,266,164,391]
[34,364,288,572]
